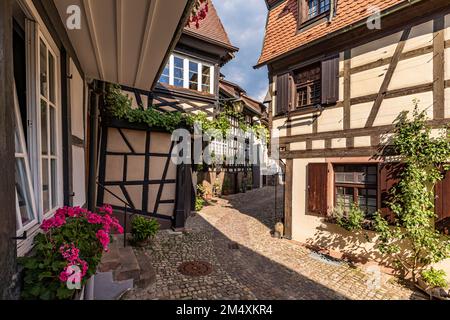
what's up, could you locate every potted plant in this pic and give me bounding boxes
[19,205,123,300]
[130,215,160,247]
[417,268,450,300]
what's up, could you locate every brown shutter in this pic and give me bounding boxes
[435,170,450,221]
[275,72,295,115]
[307,163,329,216]
[379,162,403,222]
[321,54,339,105]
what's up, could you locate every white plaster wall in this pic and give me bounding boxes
[273,118,287,137]
[445,88,450,119]
[373,91,434,127]
[312,140,325,150]
[350,101,373,129]
[351,65,386,98]
[445,48,450,81]
[72,146,86,207]
[351,31,402,68]
[388,53,433,91]
[445,13,450,40]
[291,141,306,151]
[317,107,344,133]
[290,115,314,135]
[354,136,372,147]
[332,138,346,148]
[403,20,433,52]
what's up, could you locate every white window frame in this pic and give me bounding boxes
[14,83,38,236]
[19,0,63,223]
[162,53,215,94]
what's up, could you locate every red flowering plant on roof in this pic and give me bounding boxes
[189,0,209,29]
[19,205,123,300]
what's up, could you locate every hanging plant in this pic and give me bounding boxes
[189,0,209,29]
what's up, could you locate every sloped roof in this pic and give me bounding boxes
[257,0,407,66]
[219,79,264,115]
[184,0,235,49]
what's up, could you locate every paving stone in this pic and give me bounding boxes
[124,187,426,300]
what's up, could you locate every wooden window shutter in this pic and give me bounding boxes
[321,54,339,105]
[378,162,403,222]
[307,163,329,216]
[275,72,295,115]
[435,170,450,222]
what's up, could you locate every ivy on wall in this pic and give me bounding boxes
[104,84,269,141]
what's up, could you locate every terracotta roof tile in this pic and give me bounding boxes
[184,0,234,48]
[258,0,406,66]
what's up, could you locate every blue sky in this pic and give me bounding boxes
[214,0,268,102]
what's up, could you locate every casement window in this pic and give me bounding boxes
[158,53,215,94]
[307,0,330,19]
[295,63,321,108]
[173,56,184,87]
[12,1,63,234]
[334,164,378,217]
[39,36,60,214]
[275,55,339,115]
[160,63,170,84]
[189,61,199,90]
[298,0,334,26]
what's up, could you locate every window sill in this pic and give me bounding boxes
[298,12,329,32]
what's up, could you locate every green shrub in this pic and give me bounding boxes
[196,184,206,197]
[195,196,205,211]
[421,268,448,288]
[131,216,159,244]
[334,202,365,232]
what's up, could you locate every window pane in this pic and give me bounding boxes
[189,61,198,90]
[173,57,184,87]
[51,159,58,209]
[48,52,55,103]
[50,106,56,156]
[40,39,47,98]
[202,65,211,93]
[42,158,49,213]
[41,100,48,155]
[16,158,34,225]
[159,63,170,85]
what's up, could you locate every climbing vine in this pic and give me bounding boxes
[105,84,269,141]
[189,0,209,29]
[372,102,450,283]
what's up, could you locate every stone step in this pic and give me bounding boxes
[93,272,133,300]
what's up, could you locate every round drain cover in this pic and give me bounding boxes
[178,261,213,277]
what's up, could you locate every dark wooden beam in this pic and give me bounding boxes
[280,118,450,145]
[284,159,293,240]
[433,15,445,119]
[365,28,411,128]
[0,0,17,299]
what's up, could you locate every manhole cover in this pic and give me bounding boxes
[178,261,213,277]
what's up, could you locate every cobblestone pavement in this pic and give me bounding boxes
[125,187,425,300]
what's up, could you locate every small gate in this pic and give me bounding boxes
[97,119,191,228]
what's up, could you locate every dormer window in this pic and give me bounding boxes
[307,0,330,19]
[158,53,215,94]
[298,0,332,27]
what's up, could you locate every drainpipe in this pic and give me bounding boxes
[328,0,335,23]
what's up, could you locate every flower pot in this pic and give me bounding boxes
[416,277,450,300]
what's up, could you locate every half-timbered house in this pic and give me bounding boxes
[257,0,450,274]
[0,0,195,299]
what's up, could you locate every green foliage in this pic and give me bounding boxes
[131,216,160,244]
[195,196,205,211]
[105,84,270,142]
[18,208,112,300]
[374,101,450,282]
[421,268,448,288]
[196,184,206,197]
[333,201,366,232]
